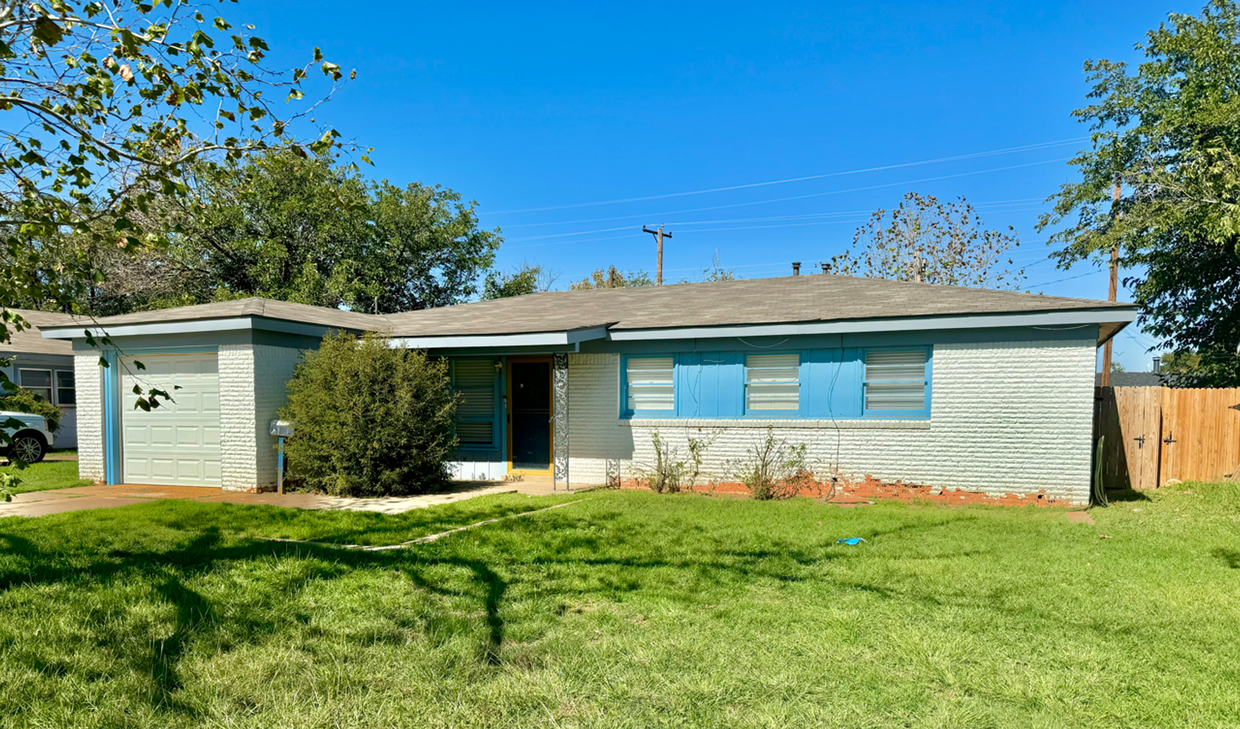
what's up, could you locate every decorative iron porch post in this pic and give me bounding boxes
[552,353,569,490]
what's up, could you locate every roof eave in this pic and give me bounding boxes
[40,315,368,340]
[607,307,1140,342]
[389,326,610,350]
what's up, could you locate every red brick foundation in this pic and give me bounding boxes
[618,473,1062,507]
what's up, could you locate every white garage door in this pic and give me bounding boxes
[120,353,222,487]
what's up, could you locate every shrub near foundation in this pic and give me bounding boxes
[281,332,458,497]
[732,427,812,500]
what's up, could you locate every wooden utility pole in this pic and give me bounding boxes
[643,226,671,285]
[1101,178,1121,387]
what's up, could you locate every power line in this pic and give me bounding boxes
[498,196,1051,229]
[502,158,1068,244]
[1023,270,1105,290]
[490,138,1086,214]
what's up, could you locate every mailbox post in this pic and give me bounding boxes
[269,420,294,494]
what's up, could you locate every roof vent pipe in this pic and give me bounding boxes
[792,262,801,276]
[820,262,829,274]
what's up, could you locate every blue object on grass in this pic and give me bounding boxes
[836,537,868,545]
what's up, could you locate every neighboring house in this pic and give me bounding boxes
[41,275,1137,504]
[0,309,78,449]
[1096,372,1164,387]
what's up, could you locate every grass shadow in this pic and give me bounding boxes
[1211,548,1240,569]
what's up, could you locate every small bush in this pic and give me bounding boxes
[731,427,811,500]
[638,431,709,494]
[281,331,458,497]
[0,387,61,434]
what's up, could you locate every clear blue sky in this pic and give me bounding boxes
[247,0,1199,372]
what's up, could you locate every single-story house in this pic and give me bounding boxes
[41,275,1137,504]
[1095,371,1165,387]
[1,309,79,448]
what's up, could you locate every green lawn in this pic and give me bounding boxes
[1,484,1238,728]
[0,458,90,494]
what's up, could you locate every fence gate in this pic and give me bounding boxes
[1095,386,1240,490]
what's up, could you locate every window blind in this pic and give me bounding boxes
[453,360,496,446]
[627,357,675,412]
[745,353,800,411]
[863,350,928,412]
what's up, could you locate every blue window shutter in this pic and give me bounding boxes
[675,353,700,418]
[805,348,863,419]
[715,351,744,417]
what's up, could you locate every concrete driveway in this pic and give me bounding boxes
[0,479,568,518]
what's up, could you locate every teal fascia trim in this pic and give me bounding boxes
[113,344,220,355]
[393,326,608,351]
[43,316,337,341]
[582,324,1099,355]
[605,308,1135,342]
[102,351,122,485]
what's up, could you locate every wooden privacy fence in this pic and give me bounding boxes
[1095,386,1240,491]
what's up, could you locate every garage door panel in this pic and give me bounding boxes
[121,353,222,487]
[175,426,202,447]
[151,426,175,447]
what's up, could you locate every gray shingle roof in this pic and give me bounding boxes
[38,298,381,333]
[34,276,1137,340]
[1096,372,1165,387]
[384,274,1135,336]
[0,309,75,356]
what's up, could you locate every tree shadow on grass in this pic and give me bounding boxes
[1211,547,1240,569]
[0,501,990,720]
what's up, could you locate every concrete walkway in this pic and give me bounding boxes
[0,479,573,518]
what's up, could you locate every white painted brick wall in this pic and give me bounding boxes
[567,353,631,484]
[218,344,256,490]
[74,353,105,482]
[566,340,1097,504]
[74,344,304,491]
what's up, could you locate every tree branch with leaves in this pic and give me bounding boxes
[827,192,1025,289]
[1037,0,1240,386]
[0,0,357,444]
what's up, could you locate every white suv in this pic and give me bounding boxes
[0,411,53,463]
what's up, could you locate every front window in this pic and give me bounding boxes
[626,357,675,415]
[55,370,76,406]
[19,369,52,403]
[452,360,497,448]
[863,349,929,415]
[745,353,800,413]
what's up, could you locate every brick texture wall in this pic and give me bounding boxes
[566,339,1097,504]
[218,344,256,491]
[218,343,305,492]
[73,352,105,482]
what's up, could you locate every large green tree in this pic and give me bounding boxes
[57,151,500,314]
[0,0,346,474]
[0,0,349,319]
[1038,1,1240,385]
